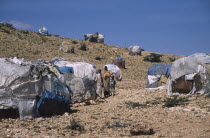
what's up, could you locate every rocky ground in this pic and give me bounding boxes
[0,88,210,138]
[0,23,210,138]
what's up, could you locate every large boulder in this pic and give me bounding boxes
[59,41,75,53]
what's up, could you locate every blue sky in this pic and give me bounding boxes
[0,0,209,56]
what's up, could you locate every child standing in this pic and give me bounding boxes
[110,76,116,96]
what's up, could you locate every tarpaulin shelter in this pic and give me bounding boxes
[147,63,171,88]
[84,32,104,43]
[104,64,122,81]
[38,26,48,35]
[53,61,97,103]
[112,57,125,69]
[128,45,142,56]
[167,53,210,95]
[0,58,71,118]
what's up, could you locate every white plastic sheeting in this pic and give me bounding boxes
[128,45,141,54]
[0,58,44,117]
[168,53,210,96]
[97,34,104,43]
[54,61,96,80]
[38,26,48,35]
[185,73,197,80]
[0,58,31,88]
[0,58,72,118]
[170,53,210,81]
[104,64,122,80]
[84,33,104,43]
[54,61,97,103]
[147,75,161,84]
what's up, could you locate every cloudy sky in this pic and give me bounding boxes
[0,0,210,55]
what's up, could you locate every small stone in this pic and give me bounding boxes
[64,112,69,116]
[35,117,45,122]
[130,124,154,135]
[182,108,191,112]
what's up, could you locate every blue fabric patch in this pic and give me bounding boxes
[117,57,124,61]
[148,63,171,77]
[50,58,66,64]
[36,81,71,116]
[58,66,74,74]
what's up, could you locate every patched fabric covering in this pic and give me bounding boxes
[168,53,210,95]
[148,63,171,77]
[170,53,210,81]
[54,61,97,103]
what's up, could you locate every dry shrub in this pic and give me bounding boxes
[162,96,189,107]
[65,117,85,132]
[125,101,147,109]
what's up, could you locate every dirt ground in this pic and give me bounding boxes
[0,23,210,138]
[0,87,210,138]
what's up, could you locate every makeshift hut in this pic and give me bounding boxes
[84,32,104,43]
[53,60,97,103]
[128,45,142,56]
[147,63,171,88]
[0,58,71,118]
[38,26,48,35]
[104,64,122,81]
[167,53,210,95]
[112,57,125,69]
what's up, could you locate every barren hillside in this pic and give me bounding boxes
[0,23,209,138]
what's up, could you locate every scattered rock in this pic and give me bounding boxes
[35,117,45,122]
[182,108,191,112]
[130,124,154,135]
[64,112,69,116]
[107,122,127,128]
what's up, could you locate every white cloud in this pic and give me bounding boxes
[9,20,34,30]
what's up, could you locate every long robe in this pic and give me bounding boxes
[102,70,112,96]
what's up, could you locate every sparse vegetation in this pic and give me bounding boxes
[125,101,147,108]
[169,57,176,62]
[205,93,210,98]
[145,98,161,105]
[79,43,87,51]
[144,53,163,62]
[95,56,102,61]
[21,30,29,34]
[130,124,154,136]
[162,96,189,107]
[105,121,127,128]
[0,22,15,29]
[65,117,85,132]
[72,40,78,44]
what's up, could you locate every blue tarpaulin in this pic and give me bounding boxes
[117,57,124,61]
[36,81,71,116]
[58,66,74,74]
[36,90,70,110]
[148,63,171,77]
[50,58,66,64]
